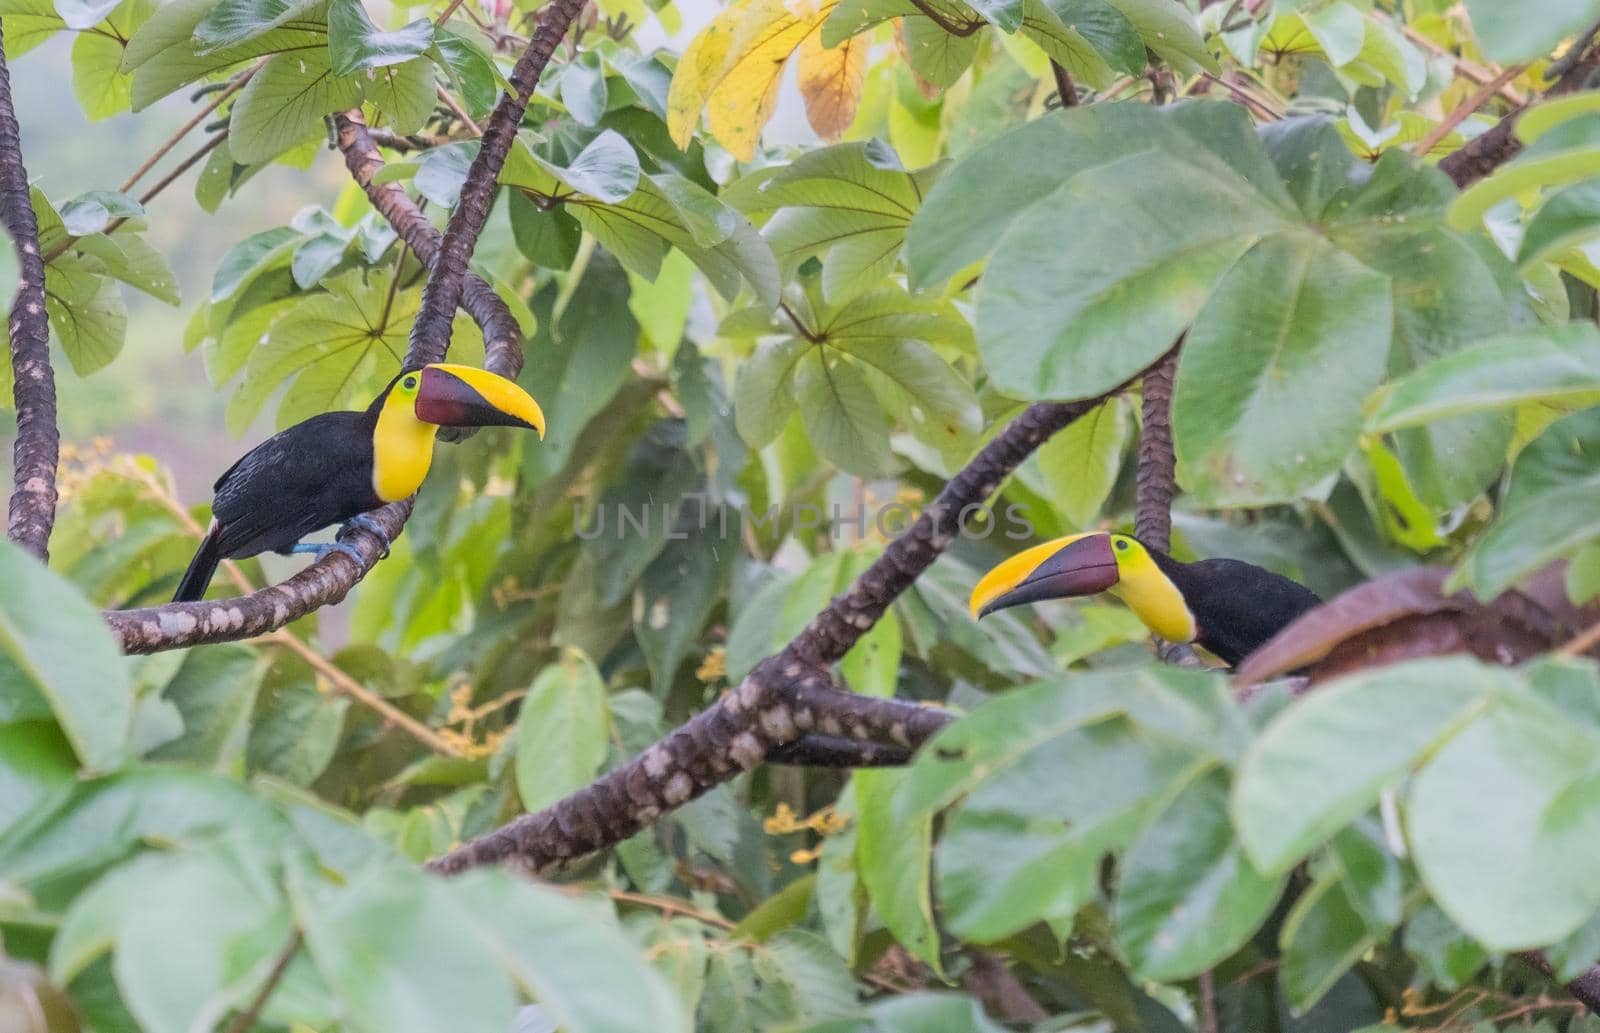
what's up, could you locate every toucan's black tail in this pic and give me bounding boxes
[173,525,223,602]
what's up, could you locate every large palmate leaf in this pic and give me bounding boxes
[1173,231,1392,505]
[229,48,365,163]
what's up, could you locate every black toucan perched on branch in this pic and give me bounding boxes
[173,363,545,602]
[969,532,1321,666]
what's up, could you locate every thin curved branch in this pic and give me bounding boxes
[430,368,1154,875]
[406,0,588,367]
[333,110,524,380]
[1438,43,1600,187]
[0,24,59,560]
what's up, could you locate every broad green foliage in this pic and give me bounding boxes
[16,0,1600,1029]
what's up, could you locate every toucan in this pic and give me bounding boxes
[968,531,1321,666]
[172,363,545,602]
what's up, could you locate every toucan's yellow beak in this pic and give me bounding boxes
[416,363,545,438]
[969,532,1120,619]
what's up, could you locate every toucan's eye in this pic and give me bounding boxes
[403,376,418,390]
[1114,538,1129,551]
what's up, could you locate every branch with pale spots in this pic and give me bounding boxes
[0,22,59,561]
[429,372,1156,875]
[92,0,592,653]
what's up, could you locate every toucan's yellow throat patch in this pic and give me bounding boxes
[969,531,1198,644]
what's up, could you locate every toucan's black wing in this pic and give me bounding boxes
[210,411,378,559]
[1182,559,1322,666]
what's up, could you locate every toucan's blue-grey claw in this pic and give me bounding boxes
[288,541,367,566]
[342,513,391,559]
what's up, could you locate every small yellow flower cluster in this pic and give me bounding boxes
[53,436,117,501]
[763,803,852,866]
[438,680,522,759]
[695,647,727,683]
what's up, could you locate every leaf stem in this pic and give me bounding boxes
[223,932,301,1033]
[118,62,259,195]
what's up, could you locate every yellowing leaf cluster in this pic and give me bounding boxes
[669,0,866,160]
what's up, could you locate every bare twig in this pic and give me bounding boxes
[1199,970,1219,1033]
[1412,62,1527,156]
[119,63,258,195]
[1438,43,1600,187]
[0,22,59,560]
[223,933,301,1033]
[436,82,483,136]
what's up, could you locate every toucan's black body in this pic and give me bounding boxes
[171,364,546,603]
[1145,550,1323,665]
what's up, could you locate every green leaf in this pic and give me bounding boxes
[327,0,431,74]
[977,150,1286,401]
[1519,180,1600,267]
[636,527,730,696]
[1233,657,1504,876]
[1101,0,1216,75]
[194,0,322,52]
[520,263,638,487]
[906,103,1165,289]
[291,863,518,1033]
[71,29,132,121]
[146,646,265,769]
[1368,324,1600,431]
[211,226,300,301]
[365,58,436,135]
[1463,407,1600,596]
[1018,0,1117,88]
[1409,690,1600,950]
[1033,396,1127,526]
[227,268,422,433]
[733,337,805,448]
[1174,231,1392,505]
[115,841,291,1033]
[1449,148,1600,231]
[854,768,939,970]
[432,29,497,119]
[902,15,983,88]
[1279,872,1378,1014]
[0,540,132,772]
[1115,769,1284,981]
[450,871,690,1033]
[793,350,897,477]
[514,648,609,813]
[505,130,641,204]
[229,49,364,164]
[560,52,608,127]
[247,672,348,787]
[0,723,76,829]
[44,253,127,375]
[1405,902,1489,990]
[1463,0,1600,63]
[0,768,283,888]
[76,232,180,305]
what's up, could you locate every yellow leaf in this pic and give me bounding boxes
[666,0,748,148]
[668,0,840,161]
[797,25,867,141]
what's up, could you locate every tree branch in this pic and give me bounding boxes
[1134,342,1179,552]
[95,0,586,651]
[0,22,59,561]
[334,109,523,380]
[1437,43,1600,187]
[104,500,410,653]
[430,369,1153,874]
[405,0,587,368]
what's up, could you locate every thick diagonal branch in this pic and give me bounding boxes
[333,110,523,380]
[430,370,1151,874]
[405,0,587,367]
[0,24,59,560]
